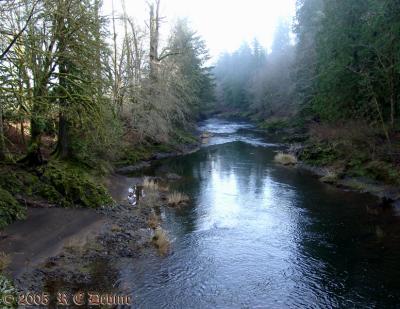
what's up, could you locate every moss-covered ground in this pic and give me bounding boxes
[0,161,113,228]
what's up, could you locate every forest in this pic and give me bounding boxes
[1,0,400,307]
[0,0,400,233]
[214,0,400,188]
[0,0,214,227]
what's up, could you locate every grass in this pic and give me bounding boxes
[147,213,160,229]
[158,183,170,192]
[111,224,122,232]
[274,152,297,165]
[152,227,170,256]
[0,252,10,272]
[320,171,339,184]
[167,192,189,207]
[139,190,160,208]
[143,177,159,191]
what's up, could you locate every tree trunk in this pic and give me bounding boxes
[54,45,71,160]
[23,88,46,165]
[0,104,5,161]
[149,0,160,82]
[56,112,70,159]
[20,121,26,146]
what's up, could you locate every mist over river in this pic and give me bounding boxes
[121,119,400,308]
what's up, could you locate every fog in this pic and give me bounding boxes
[103,0,296,59]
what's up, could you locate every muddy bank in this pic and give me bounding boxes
[0,208,106,278]
[14,202,153,293]
[4,173,179,307]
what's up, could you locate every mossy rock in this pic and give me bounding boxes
[40,162,113,208]
[0,188,26,229]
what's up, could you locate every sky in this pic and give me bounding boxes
[103,0,297,61]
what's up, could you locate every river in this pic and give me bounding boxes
[113,118,400,308]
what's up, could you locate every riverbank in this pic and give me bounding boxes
[0,132,200,307]
[1,173,185,307]
[214,110,400,204]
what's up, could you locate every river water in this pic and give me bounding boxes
[122,119,400,308]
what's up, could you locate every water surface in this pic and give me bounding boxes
[123,119,400,308]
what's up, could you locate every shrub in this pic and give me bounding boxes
[274,152,297,165]
[167,192,189,207]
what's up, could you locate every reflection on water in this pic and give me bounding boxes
[121,119,400,308]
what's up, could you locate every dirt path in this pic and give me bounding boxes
[0,207,106,277]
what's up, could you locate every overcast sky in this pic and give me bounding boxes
[103,0,296,60]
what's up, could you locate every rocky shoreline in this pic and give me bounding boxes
[11,175,177,307]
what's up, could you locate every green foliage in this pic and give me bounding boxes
[299,142,340,166]
[171,128,198,145]
[0,167,67,207]
[0,275,17,309]
[40,162,113,208]
[347,160,400,185]
[68,101,123,167]
[258,119,289,132]
[0,187,26,229]
[117,145,157,166]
